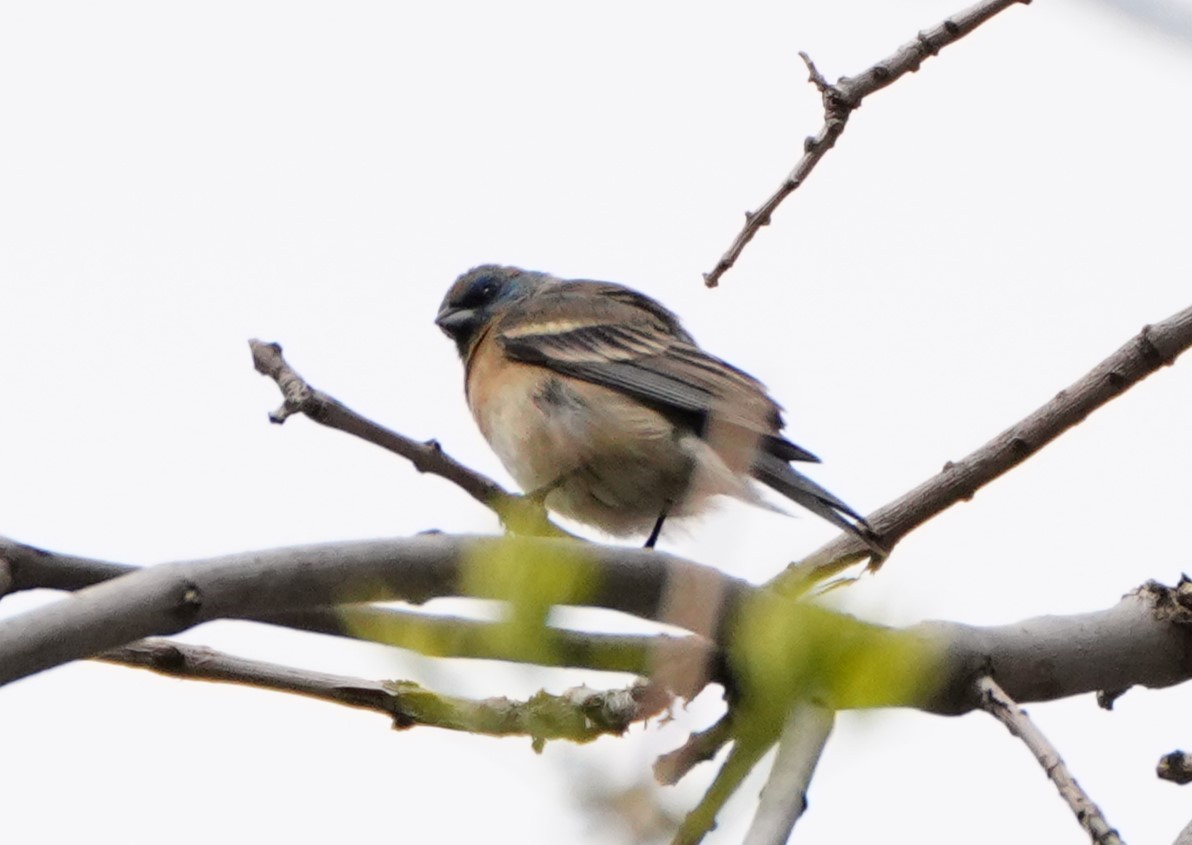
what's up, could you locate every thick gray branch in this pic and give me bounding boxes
[913,582,1192,715]
[7,531,1192,726]
[0,538,692,676]
[0,534,746,687]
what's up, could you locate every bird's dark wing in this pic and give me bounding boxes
[498,280,880,551]
[495,281,794,442]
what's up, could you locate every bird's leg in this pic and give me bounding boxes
[644,505,670,549]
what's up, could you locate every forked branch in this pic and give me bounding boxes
[704,0,1031,286]
[250,339,568,537]
[978,676,1124,845]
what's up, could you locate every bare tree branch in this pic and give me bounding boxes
[655,714,734,786]
[98,638,660,742]
[5,534,1192,721]
[977,676,1124,845]
[742,704,834,845]
[704,0,1031,286]
[249,339,569,538]
[774,303,1192,591]
[0,541,133,594]
[0,537,717,682]
[659,578,1190,841]
[0,534,746,687]
[919,580,1192,714]
[672,728,774,845]
[658,578,1192,796]
[1173,818,1192,845]
[327,605,710,678]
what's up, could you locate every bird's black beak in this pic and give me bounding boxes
[435,305,485,358]
[434,305,478,338]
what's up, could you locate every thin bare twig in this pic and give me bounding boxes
[99,638,661,741]
[672,730,776,845]
[655,714,734,785]
[977,676,1124,845]
[704,0,1030,286]
[743,704,835,845]
[773,303,1192,592]
[249,339,568,537]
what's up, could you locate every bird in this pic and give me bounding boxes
[435,264,881,554]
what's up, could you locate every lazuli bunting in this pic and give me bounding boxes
[436,265,879,552]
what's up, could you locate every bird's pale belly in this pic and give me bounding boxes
[468,360,697,536]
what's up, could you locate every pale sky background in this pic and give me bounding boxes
[2,1,1191,843]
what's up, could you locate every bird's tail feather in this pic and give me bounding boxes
[751,451,885,556]
[762,435,821,464]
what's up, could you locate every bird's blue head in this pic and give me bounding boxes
[435,265,552,356]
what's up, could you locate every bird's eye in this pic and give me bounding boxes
[463,277,500,306]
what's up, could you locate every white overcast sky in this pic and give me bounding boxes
[2,1,1191,843]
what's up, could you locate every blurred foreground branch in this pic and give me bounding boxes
[742,703,834,845]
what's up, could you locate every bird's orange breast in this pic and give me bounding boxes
[463,328,712,535]
[465,330,573,493]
